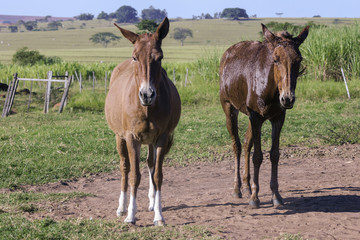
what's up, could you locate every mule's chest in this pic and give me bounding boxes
[129,118,160,144]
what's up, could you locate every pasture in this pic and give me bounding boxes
[1,17,360,239]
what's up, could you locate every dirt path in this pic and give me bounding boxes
[20,144,360,239]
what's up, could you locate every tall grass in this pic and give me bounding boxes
[301,23,360,80]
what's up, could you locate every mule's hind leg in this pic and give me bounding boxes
[221,101,242,198]
[270,111,286,207]
[147,144,156,211]
[242,120,253,197]
[115,135,130,217]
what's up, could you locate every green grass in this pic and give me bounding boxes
[0,215,220,239]
[1,18,358,64]
[1,17,360,239]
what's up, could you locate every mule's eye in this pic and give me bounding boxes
[132,56,137,62]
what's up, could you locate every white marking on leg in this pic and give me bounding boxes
[124,194,137,223]
[148,167,155,211]
[116,191,127,216]
[153,191,164,224]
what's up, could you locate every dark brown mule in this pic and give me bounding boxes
[219,24,309,208]
[105,17,181,225]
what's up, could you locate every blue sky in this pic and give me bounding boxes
[1,0,359,18]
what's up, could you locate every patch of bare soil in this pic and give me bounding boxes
[10,144,360,239]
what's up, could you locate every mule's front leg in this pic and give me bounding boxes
[115,135,130,217]
[270,112,286,207]
[124,135,141,224]
[147,144,156,212]
[151,135,169,226]
[249,112,264,208]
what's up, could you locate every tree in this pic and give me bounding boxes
[204,13,213,19]
[24,21,37,31]
[90,32,121,48]
[136,19,158,33]
[113,5,138,23]
[172,28,193,46]
[8,26,18,33]
[97,11,109,20]
[47,21,62,30]
[75,13,94,21]
[221,8,249,19]
[12,47,44,65]
[141,6,167,22]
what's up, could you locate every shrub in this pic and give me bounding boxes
[12,47,62,66]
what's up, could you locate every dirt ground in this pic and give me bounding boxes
[17,144,360,239]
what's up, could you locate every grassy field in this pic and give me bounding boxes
[1,17,360,239]
[0,18,358,64]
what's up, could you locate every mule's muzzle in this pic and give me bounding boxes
[280,94,295,109]
[139,87,156,106]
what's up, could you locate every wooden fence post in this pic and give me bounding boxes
[173,69,176,83]
[79,72,82,93]
[92,71,96,92]
[44,71,52,114]
[27,81,33,112]
[105,71,108,93]
[2,73,19,117]
[341,67,351,99]
[58,75,72,113]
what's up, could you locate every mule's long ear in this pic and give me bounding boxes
[294,25,310,46]
[154,17,169,41]
[262,23,277,44]
[114,23,138,44]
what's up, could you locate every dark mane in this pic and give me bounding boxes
[276,31,293,39]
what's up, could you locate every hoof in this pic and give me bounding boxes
[124,217,136,225]
[116,211,126,217]
[242,188,252,198]
[154,220,165,226]
[232,191,242,199]
[272,198,284,207]
[249,199,260,209]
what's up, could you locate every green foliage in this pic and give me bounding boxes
[8,25,18,32]
[12,47,62,66]
[68,91,106,112]
[141,6,167,22]
[221,8,249,19]
[318,120,360,145]
[97,11,110,20]
[23,21,37,31]
[301,23,360,80]
[47,21,62,30]
[172,28,193,46]
[75,13,94,21]
[136,19,158,33]
[113,5,139,23]
[89,32,121,48]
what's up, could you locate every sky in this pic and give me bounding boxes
[1,0,359,18]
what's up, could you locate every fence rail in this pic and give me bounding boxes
[1,71,71,117]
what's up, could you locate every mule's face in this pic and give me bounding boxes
[272,44,302,109]
[114,18,169,107]
[132,36,163,106]
[262,24,309,109]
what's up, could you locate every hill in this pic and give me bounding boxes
[0,14,74,24]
